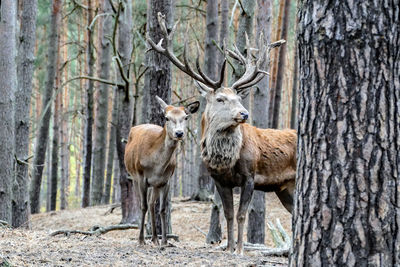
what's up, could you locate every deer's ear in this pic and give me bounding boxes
[184,101,200,114]
[237,88,251,99]
[195,81,214,97]
[155,96,168,110]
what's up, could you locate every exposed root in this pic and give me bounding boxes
[0,220,10,228]
[50,224,139,237]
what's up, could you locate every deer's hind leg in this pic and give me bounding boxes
[275,178,295,214]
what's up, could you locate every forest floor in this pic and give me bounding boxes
[0,193,291,266]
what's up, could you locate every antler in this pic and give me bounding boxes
[228,33,285,92]
[146,13,226,90]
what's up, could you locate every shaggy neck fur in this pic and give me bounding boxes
[201,114,243,172]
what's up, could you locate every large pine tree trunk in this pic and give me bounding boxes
[290,1,400,265]
[246,0,272,244]
[29,0,63,214]
[206,0,228,244]
[0,0,17,223]
[116,0,140,224]
[13,0,38,227]
[93,0,112,206]
[142,0,173,234]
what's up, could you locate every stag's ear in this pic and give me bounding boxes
[195,81,214,97]
[184,101,200,114]
[237,88,251,99]
[155,96,168,111]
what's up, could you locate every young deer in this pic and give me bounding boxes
[147,13,295,254]
[124,96,199,246]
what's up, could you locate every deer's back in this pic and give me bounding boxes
[241,124,297,190]
[124,124,164,176]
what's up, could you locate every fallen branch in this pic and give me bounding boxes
[50,224,139,237]
[213,241,289,257]
[144,234,179,242]
[103,204,121,215]
[0,220,10,227]
[193,225,207,237]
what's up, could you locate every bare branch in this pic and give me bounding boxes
[50,224,139,237]
[61,76,123,88]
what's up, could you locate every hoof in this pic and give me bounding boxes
[151,237,160,246]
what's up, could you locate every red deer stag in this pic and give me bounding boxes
[147,13,296,254]
[124,96,199,246]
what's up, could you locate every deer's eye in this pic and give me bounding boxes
[165,117,170,121]
[184,116,189,120]
[216,98,224,103]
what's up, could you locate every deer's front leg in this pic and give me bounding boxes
[159,181,170,246]
[137,179,148,245]
[149,187,160,245]
[236,178,254,255]
[215,180,234,253]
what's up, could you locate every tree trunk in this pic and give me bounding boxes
[271,0,291,129]
[142,0,173,234]
[103,87,117,205]
[290,1,400,266]
[246,0,272,244]
[116,0,140,224]
[206,0,228,244]
[13,0,38,227]
[29,0,63,214]
[232,0,256,109]
[290,38,298,130]
[0,0,17,223]
[93,0,112,206]
[83,0,95,207]
[50,90,61,211]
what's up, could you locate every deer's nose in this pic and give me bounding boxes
[175,131,184,138]
[240,112,249,120]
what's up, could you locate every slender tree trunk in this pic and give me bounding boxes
[271,0,291,129]
[206,0,228,244]
[290,38,298,130]
[46,144,52,212]
[290,0,400,265]
[233,0,256,109]
[112,152,120,203]
[142,0,173,234]
[116,0,140,224]
[93,0,112,205]
[246,0,272,244]
[29,0,63,214]
[50,90,61,211]
[0,0,17,223]
[192,0,219,202]
[83,0,95,207]
[13,0,38,227]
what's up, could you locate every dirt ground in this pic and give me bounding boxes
[0,193,291,266]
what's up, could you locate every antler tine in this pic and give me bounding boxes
[216,59,227,88]
[195,42,218,87]
[146,12,225,90]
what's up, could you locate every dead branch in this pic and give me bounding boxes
[0,220,10,227]
[144,234,180,242]
[193,225,207,237]
[61,76,123,88]
[214,242,289,256]
[103,203,121,215]
[50,224,139,237]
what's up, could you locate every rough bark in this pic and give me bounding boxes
[116,0,140,224]
[50,91,60,211]
[246,0,272,244]
[13,0,38,227]
[93,0,112,206]
[206,0,228,244]
[290,38,298,130]
[271,0,291,129]
[83,0,95,207]
[142,0,173,234]
[0,0,17,223]
[29,0,63,214]
[290,0,400,266]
